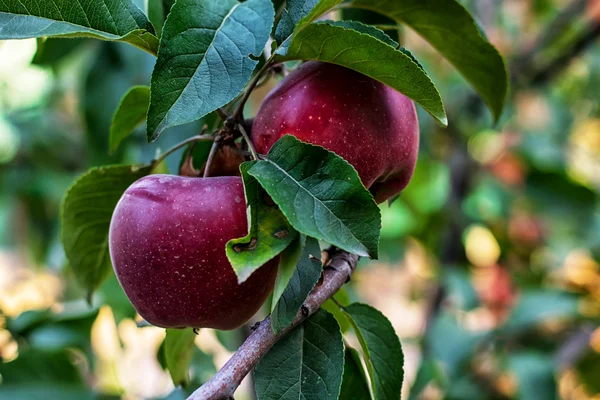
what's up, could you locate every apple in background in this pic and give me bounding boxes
[252,61,420,203]
[109,175,277,330]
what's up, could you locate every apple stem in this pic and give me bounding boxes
[186,249,359,400]
[236,123,260,161]
[152,132,214,167]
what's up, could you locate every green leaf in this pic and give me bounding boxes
[508,353,557,400]
[61,164,152,299]
[0,0,158,55]
[344,303,404,400]
[348,0,508,122]
[275,0,343,45]
[109,86,150,154]
[148,0,176,37]
[340,347,371,400]
[271,235,305,308]
[248,135,381,258]
[327,20,397,47]
[321,289,351,333]
[271,236,322,334]
[164,328,197,387]
[255,309,344,400]
[33,38,87,66]
[275,22,447,126]
[147,0,275,141]
[226,161,297,283]
[500,290,580,334]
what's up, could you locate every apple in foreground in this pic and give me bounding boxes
[252,61,420,203]
[109,175,278,330]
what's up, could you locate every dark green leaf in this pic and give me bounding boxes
[508,353,557,400]
[255,309,344,400]
[61,165,152,298]
[110,86,150,154]
[344,303,404,400]
[501,290,580,334]
[271,235,305,307]
[327,20,397,47]
[164,328,197,387]
[340,348,371,400]
[0,0,158,55]
[275,0,342,45]
[32,38,87,66]
[0,349,83,384]
[226,161,297,283]
[321,289,351,333]
[275,22,447,126]
[271,236,322,334]
[348,0,508,122]
[147,0,274,141]
[148,0,176,37]
[248,135,381,258]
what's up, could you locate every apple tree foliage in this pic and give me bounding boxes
[0,0,510,398]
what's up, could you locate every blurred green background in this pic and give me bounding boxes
[1,0,599,399]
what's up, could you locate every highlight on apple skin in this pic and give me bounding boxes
[252,61,420,203]
[109,175,278,330]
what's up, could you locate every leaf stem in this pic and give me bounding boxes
[237,124,259,161]
[232,56,275,122]
[152,133,213,167]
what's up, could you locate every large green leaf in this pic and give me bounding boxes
[340,347,371,400]
[0,0,158,55]
[248,135,381,258]
[275,0,342,44]
[164,328,197,387]
[348,0,508,122]
[271,236,322,334]
[61,165,152,299]
[255,309,344,400]
[344,304,404,400]
[147,0,274,141]
[109,85,150,154]
[275,22,447,126]
[226,161,297,283]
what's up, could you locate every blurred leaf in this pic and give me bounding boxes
[271,236,322,334]
[275,0,342,45]
[403,159,450,215]
[147,0,274,141]
[0,0,158,55]
[61,164,152,299]
[97,274,137,323]
[110,86,150,154]
[576,349,600,395]
[508,353,557,400]
[344,303,404,400]
[0,385,94,400]
[32,38,87,66]
[226,161,297,283]
[348,0,508,122]
[340,348,371,400]
[255,309,344,400]
[409,359,447,400]
[248,135,381,258]
[443,269,480,311]
[215,329,243,352]
[0,349,83,384]
[501,290,580,334]
[276,22,447,126]
[426,312,486,379]
[164,329,197,387]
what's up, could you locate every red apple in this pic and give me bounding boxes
[109,175,277,330]
[252,61,420,203]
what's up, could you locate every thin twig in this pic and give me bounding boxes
[152,132,213,167]
[203,135,223,178]
[232,56,275,122]
[236,124,259,161]
[216,108,229,121]
[187,249,360,400]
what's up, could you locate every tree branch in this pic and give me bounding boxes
[187,249,360,400]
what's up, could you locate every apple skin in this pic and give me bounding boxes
[252,61,420,203]
[109,175,278,330]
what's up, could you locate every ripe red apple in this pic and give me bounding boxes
[109,175,277,330]
[252,61,420,203]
